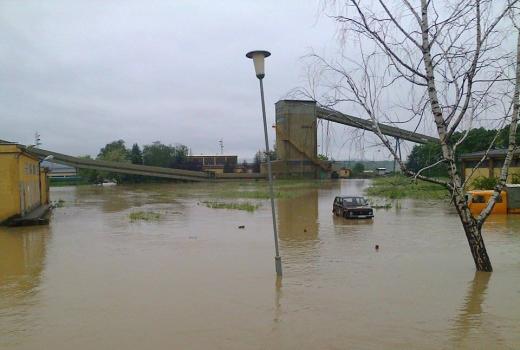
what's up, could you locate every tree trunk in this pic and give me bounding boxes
[462,220,493,272]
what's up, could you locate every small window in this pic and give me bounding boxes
[472,195,486,203]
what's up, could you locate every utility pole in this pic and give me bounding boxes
[34,132,42,147]
[218,139,224,155]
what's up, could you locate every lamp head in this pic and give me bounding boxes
[246,50,271,79]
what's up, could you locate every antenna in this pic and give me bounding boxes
[34,132,41,147]
[218,139,224,155]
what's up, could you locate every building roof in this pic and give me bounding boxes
[187,155,238,158]
[460,148,520,160]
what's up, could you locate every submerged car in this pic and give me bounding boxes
[333,196,374,219]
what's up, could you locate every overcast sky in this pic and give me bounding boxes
[1,1,356,159]
[10,1,496,162]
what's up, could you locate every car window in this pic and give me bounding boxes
[343,197,354,206]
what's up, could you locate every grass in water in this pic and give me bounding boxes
[203,201,260,212]
[52,199,66,208]
[129,211,161,221]
[213,180,327,199]
[366,175,449,200]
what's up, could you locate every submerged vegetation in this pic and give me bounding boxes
[202,201,260,212]
[366,175,449,200]
[212,180,326,199]
[129,211,161,221]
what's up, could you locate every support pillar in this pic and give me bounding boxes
[272,100,324,178]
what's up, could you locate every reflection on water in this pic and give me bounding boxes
[0,226,49,345]
[450,272,507,348]
[1,180,519,349]
[0,227,48,297]
[273,276,283,325]
[277,189,319,244]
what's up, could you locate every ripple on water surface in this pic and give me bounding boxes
[1,180,519,349]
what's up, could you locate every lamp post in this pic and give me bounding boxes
[246,50,282,276]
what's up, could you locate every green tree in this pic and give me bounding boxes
[172,144,189,166]
[143,142,174,167]
[352,162,365,176]
[77,155,99,183]
[98,139,129,160]
[406,142,446,176]
[253,151,262,173]
[142,142,190,169]
[406,125,520,178]
[97,140,130,183]
[130,143,143,164]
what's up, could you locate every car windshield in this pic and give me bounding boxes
[341,197,367,206]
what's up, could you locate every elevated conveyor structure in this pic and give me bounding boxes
[316,107,438,144]
[22,146,209,181]
[272,100,438,178]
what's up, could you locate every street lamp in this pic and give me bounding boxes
[246,50,282,276]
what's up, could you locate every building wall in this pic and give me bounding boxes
[464,165,520,188]
[17,153,42,216]
[40,170,50,205]
[0,147,21,222]
[207,168,224,174]
[262,160,320,179]
[0,145,45,223]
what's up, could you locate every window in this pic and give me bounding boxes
[472,195,486,203]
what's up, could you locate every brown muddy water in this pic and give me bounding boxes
[1,179,519,349]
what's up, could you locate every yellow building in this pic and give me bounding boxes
[461,149,520,188]
[0,143,50,224]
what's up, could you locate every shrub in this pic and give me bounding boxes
[471,176,498,190]
[129,211,161,221]
[512,172,520,184]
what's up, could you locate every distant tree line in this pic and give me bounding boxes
[78,140,202,183]
[406,126,520,177]
[77,140,280,183]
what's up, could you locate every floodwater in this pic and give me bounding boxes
[1,179,519,349]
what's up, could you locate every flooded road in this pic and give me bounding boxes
[1,180,519,349]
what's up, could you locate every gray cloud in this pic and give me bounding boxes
[1,0,345,160]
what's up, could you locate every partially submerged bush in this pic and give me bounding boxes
[203,201,260,212]
[129,211,161,221]
[365,175,448,200]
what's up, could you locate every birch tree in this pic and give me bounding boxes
[303,0,519,271]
